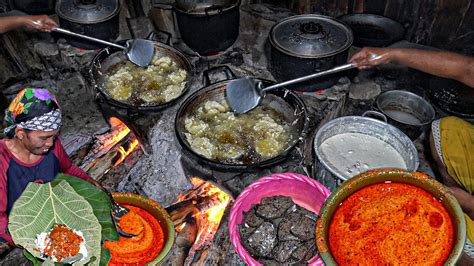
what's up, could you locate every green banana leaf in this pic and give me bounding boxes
[23,249,42,266]
[51,175,119,266]
[8,181,102,265]
[51,175,119,241]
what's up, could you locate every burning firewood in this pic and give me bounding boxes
[161,219,198,266]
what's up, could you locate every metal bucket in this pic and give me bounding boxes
[314,111,419,181]
[375,90,435,140]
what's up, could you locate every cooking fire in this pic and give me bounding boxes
[0,0,473,265]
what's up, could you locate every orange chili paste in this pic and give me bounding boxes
[43,224,83,263]
[329,183,453,265]
[104,205,165,266]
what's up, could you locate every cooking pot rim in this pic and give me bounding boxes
[175,79,309,169]
[313,115,419,181]
[375,90,435,126]
[174,0,241,14]
[269,14,354,59]
[89,39,193,111]
[55,0,121,24]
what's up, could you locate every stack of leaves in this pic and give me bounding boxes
[8,174,119,265]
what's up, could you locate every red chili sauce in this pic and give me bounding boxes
[329,183,453,265]
[104,205,165,266]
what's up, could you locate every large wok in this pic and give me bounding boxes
[89,33,193,112]
[175,66,309,171]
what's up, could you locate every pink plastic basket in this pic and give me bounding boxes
[228,173,331,266]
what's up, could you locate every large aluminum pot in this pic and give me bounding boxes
[314,111,419,181]
[268,15,353,91]
[316,168,466,265]
[175,66,308,172]
[89,33,193,112]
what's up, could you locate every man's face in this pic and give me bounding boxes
[19,129,60,155]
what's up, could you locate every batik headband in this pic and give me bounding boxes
[16,109,62,132]
[3,88,61,137]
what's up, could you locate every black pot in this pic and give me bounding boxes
[55,0,120,49]
[154,0,240,56]
[268,15,353,91]
[338,14,405,47]
[427,76,474,118]
[175,65,308,172]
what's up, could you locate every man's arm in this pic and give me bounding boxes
[0,151,13,245]
[350,47,474,88]
[0,15,57,33]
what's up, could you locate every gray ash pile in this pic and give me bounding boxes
[238,196,318,264]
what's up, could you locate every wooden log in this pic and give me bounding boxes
[448,0,474,54]
[161,219,198,266]
[427,0,471,48]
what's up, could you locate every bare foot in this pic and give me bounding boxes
[447,186,474,220]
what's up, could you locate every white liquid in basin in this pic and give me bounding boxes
[319,132,407,178]
[384,109,422,125]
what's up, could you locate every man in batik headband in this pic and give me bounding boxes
[0,88,99,253]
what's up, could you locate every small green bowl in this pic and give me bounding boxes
[112,192,175,264]
[316,168,466,265]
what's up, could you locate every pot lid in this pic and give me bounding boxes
[56,0,120,24]
[269,15,353,58]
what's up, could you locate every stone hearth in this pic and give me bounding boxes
[0,2,441,265]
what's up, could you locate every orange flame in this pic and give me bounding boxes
[176,222,187,233]
[113,138,140,167]
[107,117,140,168]
[183,177,231,265]
[109,117,130,141]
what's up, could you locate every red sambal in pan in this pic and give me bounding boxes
[104,205,165,265]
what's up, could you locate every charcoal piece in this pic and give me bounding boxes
[262,196,294,210]
[256,196,294,219]
[277,212,302,241]
[245,222,277,258]
[291,240,315,262]
[304,240,318,261]
[258,259,279,265]
[272,240,301,263]
[297,207,319,222]
[238,223,256,241]
[289,213,316,240]
[244,207,265,227]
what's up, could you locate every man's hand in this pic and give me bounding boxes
[349,47,394,69]
[22,15,58,32]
